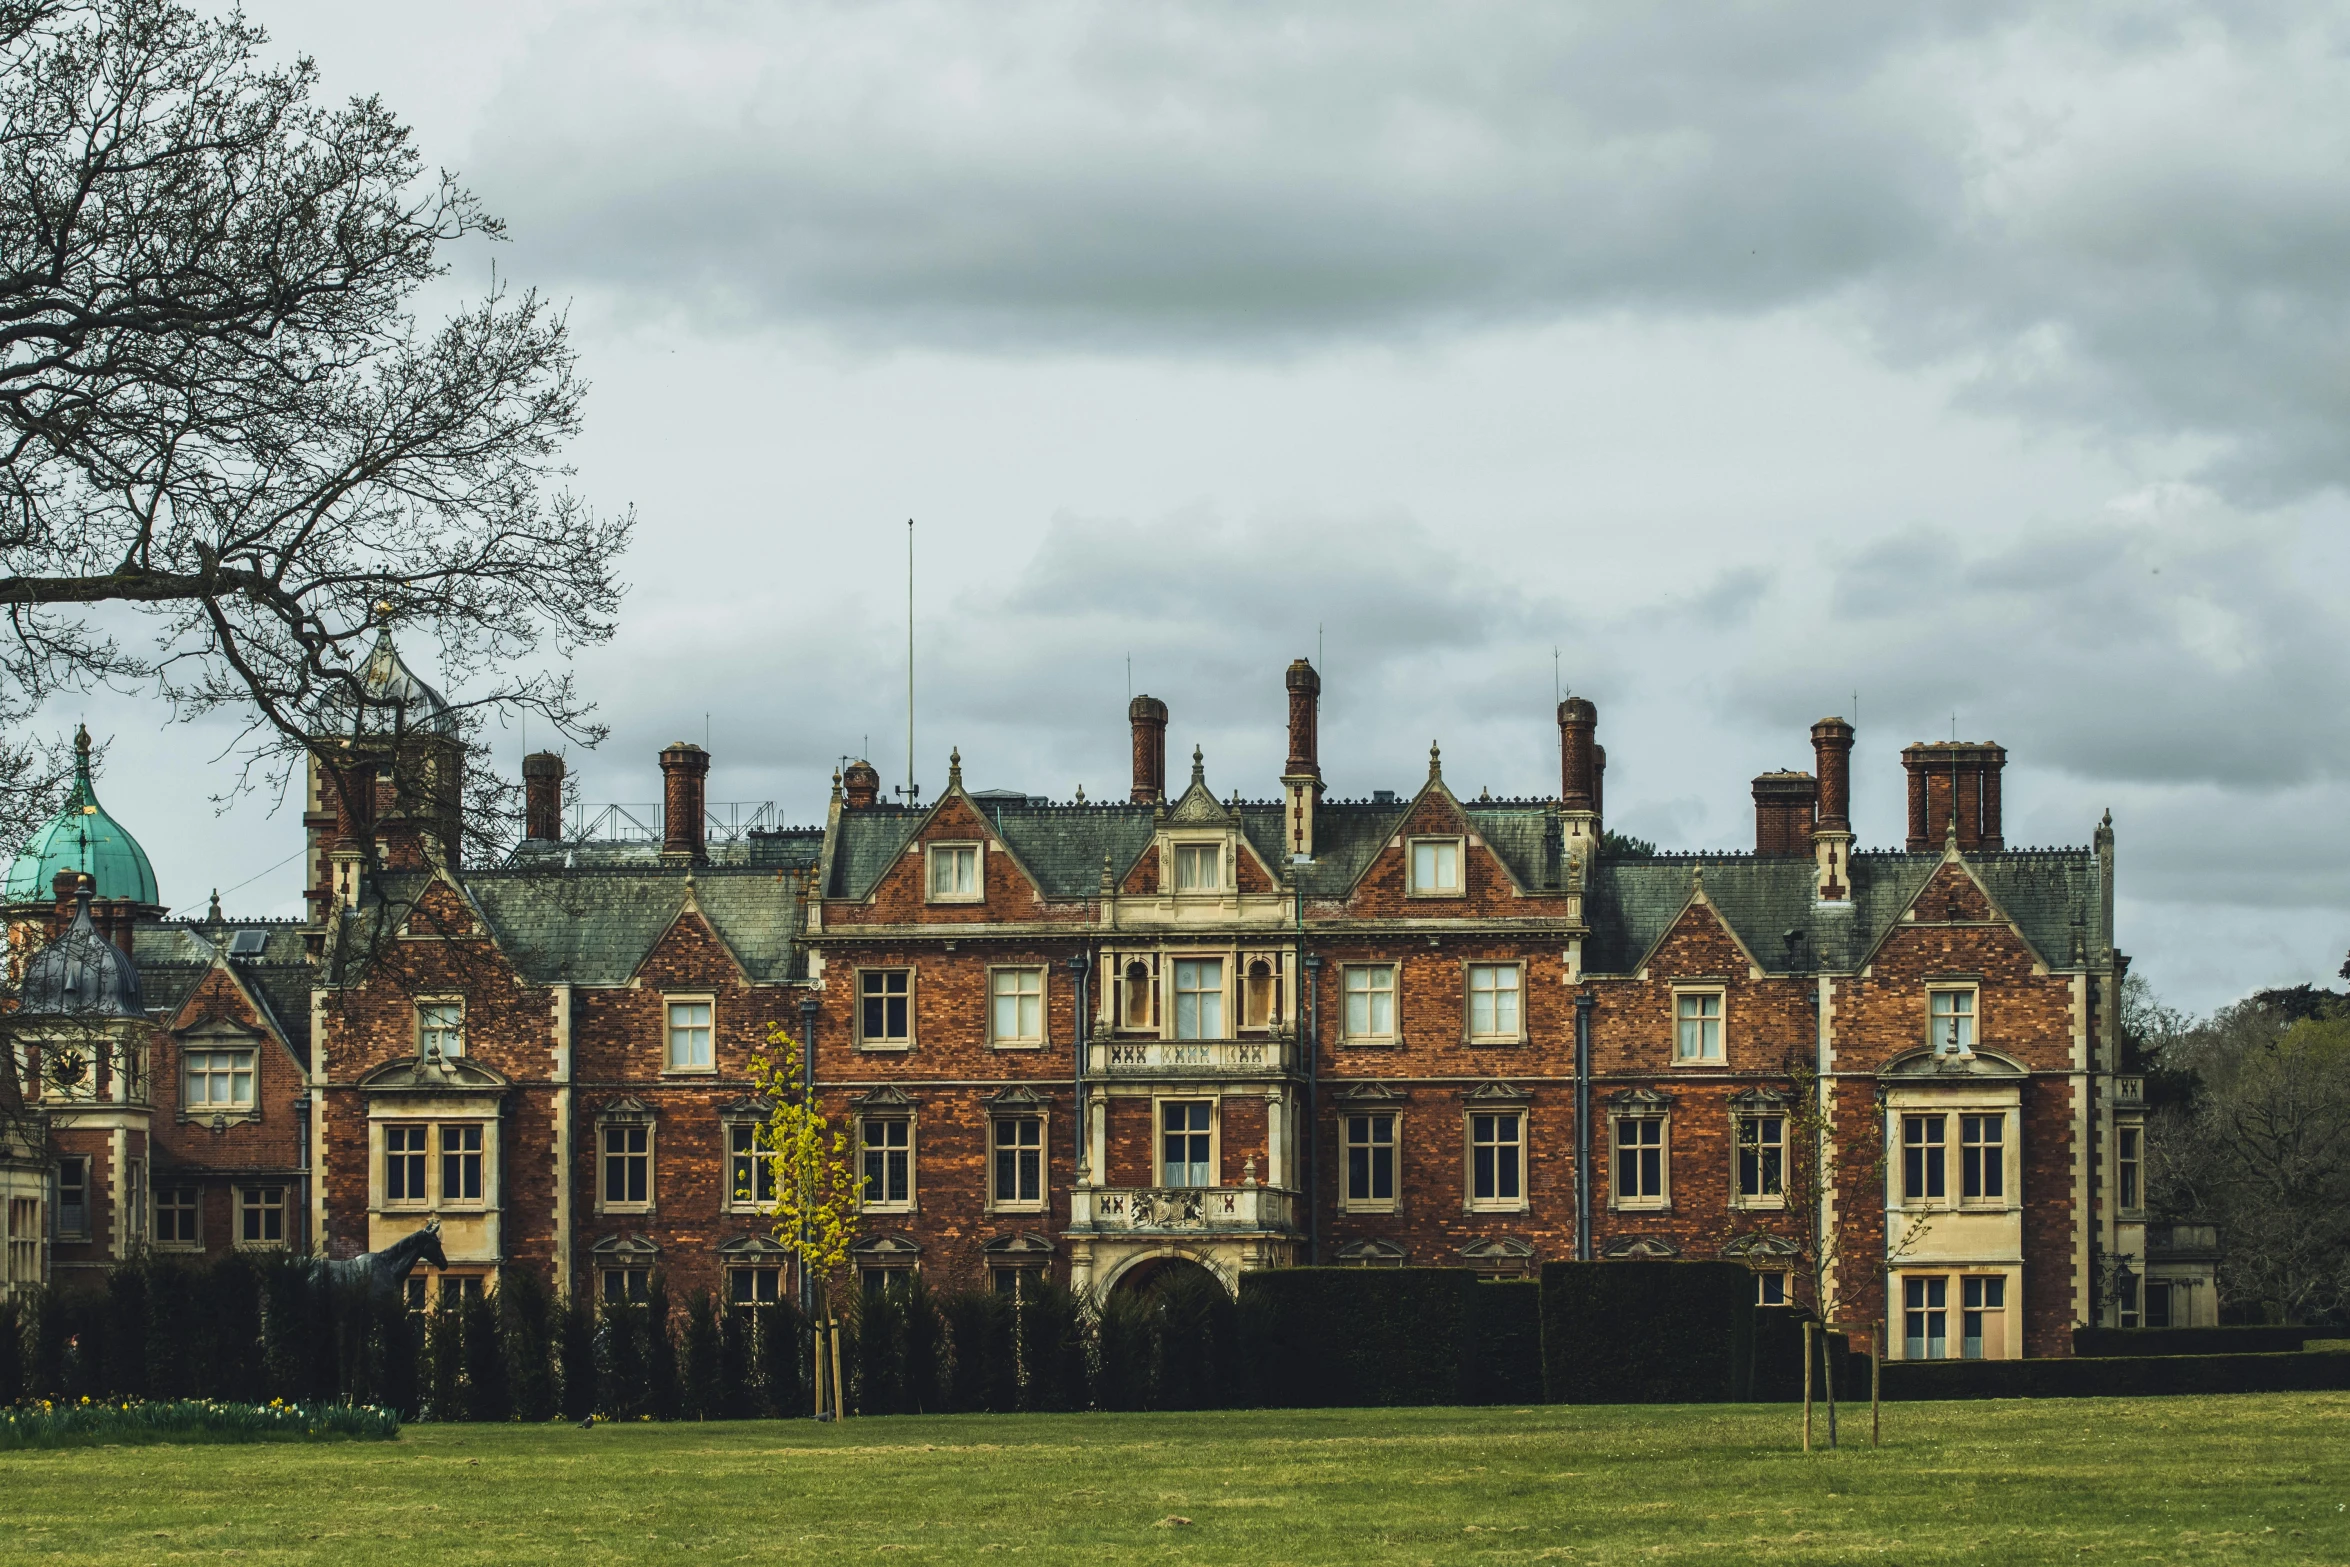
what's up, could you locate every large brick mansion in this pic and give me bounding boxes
[0,633,2203,1359]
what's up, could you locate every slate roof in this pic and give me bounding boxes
[136,918,316,1063]
[823,789,1568,903]
[458,865,808,985]
[505,828,822,873]
[1582,847,2108,977]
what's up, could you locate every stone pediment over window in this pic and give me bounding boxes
[1728,1086,1792,1111]
[1461,1236,1536,1265]
[1601,1235,1680,1259]
[849,1084,917,1111]
[590,1232,660,1260]
[1335,1080,1407,1103]
[981,1231,1055,1257]
[1462,1080,1532,1104]
[355,1056,510,1095]
[1877,1048,2027,1082]
[1166,776,1234,826]
[850,1231,922,1260]
[178,1016,264,1045]
[1607,1087,1674,1111]
[983,1085,1051,1110]
[717,1233,791,1259]
[596,1095,655,1124]
[716,1096,773,1121]
[1721,1231,1801,1260]
[1336,1238,1407,1266]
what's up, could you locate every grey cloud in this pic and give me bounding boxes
[453,2,2350,496]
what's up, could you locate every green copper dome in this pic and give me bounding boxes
[4,726,160,905]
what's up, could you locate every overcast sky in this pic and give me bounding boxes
[57,1,2350,1014]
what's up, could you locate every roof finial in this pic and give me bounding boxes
[1429,741,1442,781]
[948,747,962,789]
[207,888,223,924]
[1190,745,1205,787]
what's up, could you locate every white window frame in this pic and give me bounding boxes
[602,1266,652,1306]
[1673,987,1726,1064]
[1731,1111,1785,1210]
[1155,1096,1218,1189]
[857,967,915,1050]
[988,1112,1047,1213]
[2115,1121,2144,1216]
[1340,963,1399,1045]
[1928,984,1978,1054]
[182,1046,257,1112]
[728,1264,784,1306]
[859,1115,916,1213]
[1171,957,1226,1041]
[925,841,983,903]
[1464,962,1526,1045]
[53,1155,91,1240]
[663,995,715,1074]
[416,998,464,1059]
[1900,1111,1950,1209]
[1341,1108,1400,1214]
[725,1119,775,1213]
[438,1122,488,1209]
[1171,840,1223,893]
[598,1120,655,1214]
[1407,836,1465,898]
[1609,1110,1669,1211]
[1756,1270,1788,1307]
[382,1123,431,1210]
[236,1185,287,1249]
[154,1183,201,1250]
[1958,1110,2008,1209]
[1465,1108,1528,1214]
[988,966,1047,1050]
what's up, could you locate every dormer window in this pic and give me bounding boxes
[1173,843,1220,892]
[1929,987,1977,1054]
[927,843,981,902]
[417,1001,463,1059]
[1409,837,1463,896]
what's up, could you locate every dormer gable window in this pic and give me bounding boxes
[1173,842,1221,892]
[1409,837,1463,896]
[926,842,981,902]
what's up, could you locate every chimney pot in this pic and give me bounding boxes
[522,751,565,842]
[1901,741,2007,852]
[659,742,711,865]
[1128,696,1169,804]
[842,758,881,810]
[1810,717,1855,832]
[1557,697,1598,811]
[1751,771,1818,857]
[1284,659,1322,780]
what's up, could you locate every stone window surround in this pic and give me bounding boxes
[1885,1085,2021,1215]
[414,997,465,1060]
[854,966,916,1051]
[986,965,1049,1050]
[153,1181,202,1251]
[1925,977,1982,1055]
[1339,1100,1402,1214]
[854,1086,917,1215]
[1406,835,1467,899]
[175,1018,263,1124]
[371,1103,503,1216]
[661,993,717,1076]
[1887,1262,2022,1362]
[1462,961,1529,1046]
[984,1086,1050,1214]
[594,1098,656,1216]
[1339,962,1400,1047]
[1607,1087,1673,1213]
[1152,1091,1221,1189]
[235,1183,287,1249]
[924,840,985,904]
[1671,981,1729,1065]
[718,1099,774,1215]
[1728,1087,1790,1212]
[1462,1081,1533,1215]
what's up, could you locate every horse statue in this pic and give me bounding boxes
[315,1217,449,1298]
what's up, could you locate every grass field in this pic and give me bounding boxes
[5,1395,2349,1564]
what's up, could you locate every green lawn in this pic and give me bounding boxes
[5,1396,2349,1564]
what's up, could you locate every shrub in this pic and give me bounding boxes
[1092,1286,1156,1412]
[460,1287,510,1421]
[1242,1268,1480,1409]
[0,1397,399,1449]
[679,1291,722,1421]
[1884,1349,2350,1400]
[941,1289,1015,1413]
[645,1273,679,1420]
[423,1292,464,1420]
[556,1295,598,1422]
[0,1298,23,1406]
[103,1263,148,1397]
[853,1286,905,1415]
[2073,1324,2312,1357]
[498,1268,557,1422]
[742,1301,807,1419]
[1152,1268,1239,1411]
[1468,1280,1544,1405]
[1016,1280,1089,1413]
[595,1300,650,1420]
[1540,1261,1754,1404]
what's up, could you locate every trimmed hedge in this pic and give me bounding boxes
[1749,1308,1872,1404]
[1541,1261,1753,1404]
[2072,1324,2311,1358]
[1242,1268,1480,1408]
[1884,1348,2350,1401]
[1467,1281,1544,1405]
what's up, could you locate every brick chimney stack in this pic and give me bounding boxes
[1809,717,1856,899]
[1903,741,2006,852]
[660,742,710,866]
[522,752,565,842]
[1129,696,1169,804]
[1752,772,1818,856]
[842,759,881,810]
[1557,697,1600,867]
[1281,659,1323,861]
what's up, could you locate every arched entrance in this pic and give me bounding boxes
[1103,1250,1231,1300]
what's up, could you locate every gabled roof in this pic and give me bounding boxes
[136,917,315,1063]
[1581,846,2106,978]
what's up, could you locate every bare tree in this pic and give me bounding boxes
[2146,989,2350,1324]
[0,0,628,864]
